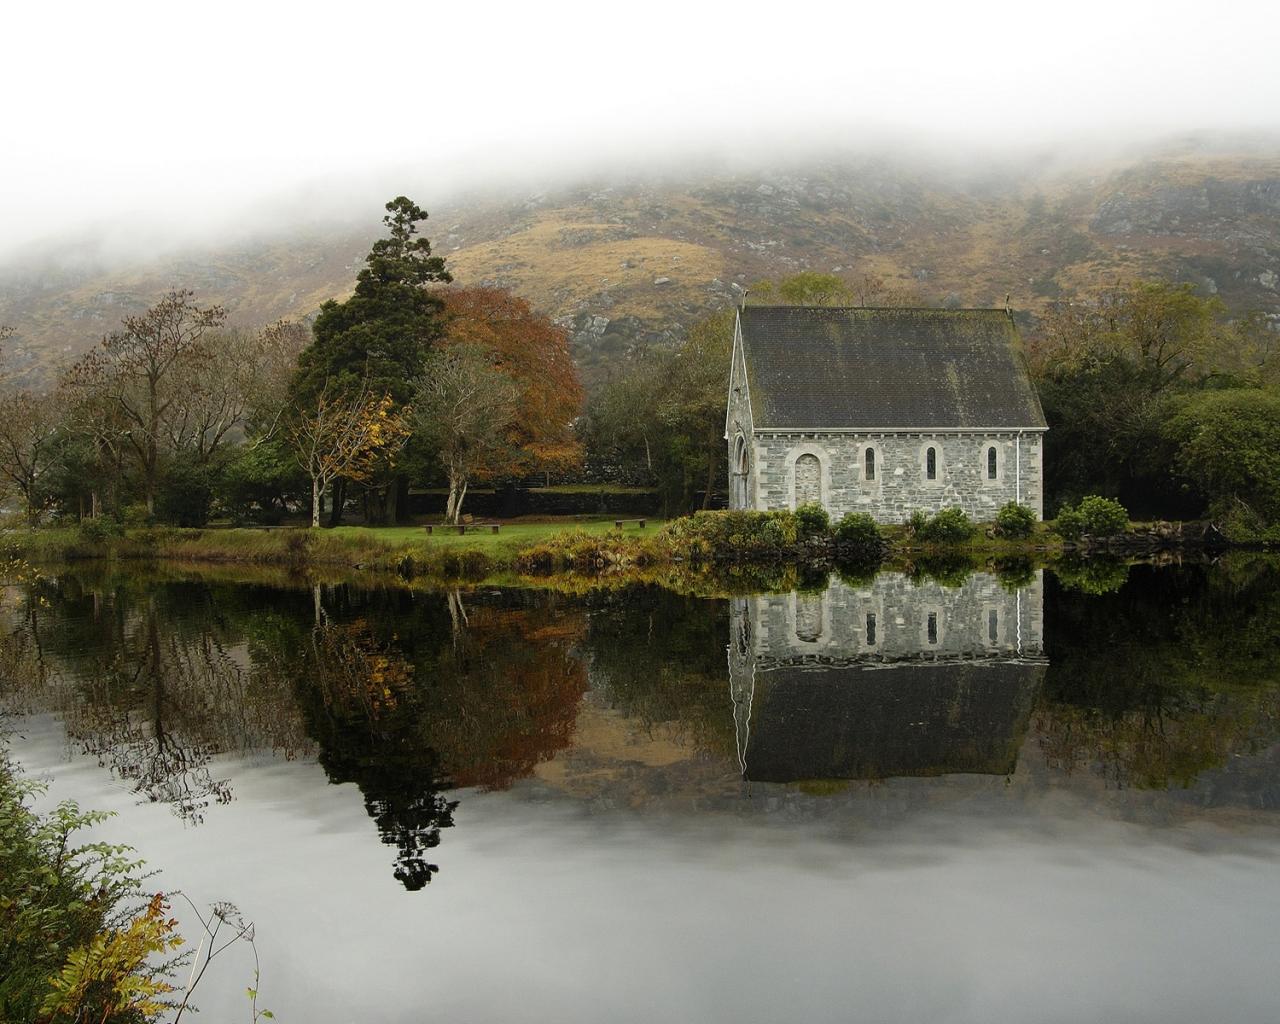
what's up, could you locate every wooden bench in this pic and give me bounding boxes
[614,518,646,530]
[425,522,501,535]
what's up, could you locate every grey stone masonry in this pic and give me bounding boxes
[733,571,1045,668]
[750,430,1043,523]
[726,572,1047,783]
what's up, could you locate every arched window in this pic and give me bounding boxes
[795,453,821,506]
[926,612,939,645]
[987,446,998,480]
[732,434,750,508]
[926,447,937,480]
[987,608,999,643]
[865,612,877,646]
[864,447,876,481]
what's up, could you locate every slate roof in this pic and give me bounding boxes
[742,660,1045,782]
[738,306,1048,430]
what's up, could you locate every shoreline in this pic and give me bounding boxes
[1,518,1255,594]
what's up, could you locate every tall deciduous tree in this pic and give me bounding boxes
[0,388,61,523]
[436,286,583,482]
[1033,280,1232,513]
[65,291,225,513]
[410,344,521,524]
[655,308,735,509]
[581,308,733,512]
[286,385,409,528]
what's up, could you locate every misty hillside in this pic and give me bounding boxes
[3,149,1279,387]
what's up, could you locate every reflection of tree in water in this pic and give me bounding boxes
[1039,561,1280,789]
[292,616,458,891]
[286,587,588,889]
[425,594,588,790]
[0,577,313,824]
[581,587,735,755]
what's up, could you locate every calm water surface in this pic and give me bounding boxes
[3,562,1279,1023]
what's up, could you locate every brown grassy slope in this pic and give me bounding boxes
[2,150,1278,387]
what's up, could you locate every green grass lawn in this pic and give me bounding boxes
[329,516,665,551]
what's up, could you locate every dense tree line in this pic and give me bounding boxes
[0,198,584,527]
[1033,281,1280,537]
[2,231,1277,534]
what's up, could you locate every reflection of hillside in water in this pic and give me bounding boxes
[729,573,1046,783]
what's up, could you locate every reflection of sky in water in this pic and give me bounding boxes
[15,712,1280,1024]
[7,564,1280,1022]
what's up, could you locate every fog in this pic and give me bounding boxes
[4,0,1279,265]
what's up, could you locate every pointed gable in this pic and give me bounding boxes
[738,306,1048,430]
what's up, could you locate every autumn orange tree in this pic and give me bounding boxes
[435,286,584,484]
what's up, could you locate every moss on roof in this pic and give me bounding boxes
[739,306,1048,431]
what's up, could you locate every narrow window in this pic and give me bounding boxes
[987,446,998,480]
[988,608,999,643]
[927,612,938,645]
[865,448,876,481]
[866,612,877,646]
[796,594,823,643]
[926,447,937,480]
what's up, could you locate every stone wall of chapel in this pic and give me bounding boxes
[737,571,1045,665]
[752,431,1043,522]
[725,336,756,511]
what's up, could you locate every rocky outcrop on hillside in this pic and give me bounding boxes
[3,149,1279,387]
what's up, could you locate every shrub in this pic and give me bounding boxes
[1054,504,1085,540]
[0,756,183,1023]
[914,506,975,543]
[907,510,929,535]
[659,510,799,562]
[794,501,831,539]
[120,503,152,528]
[77,515,124,546]
[994,501,1036,539]
[1055,495,1128,539]
[1077,495,1129,536]
[155,461,214,527]
[833,511,883,554]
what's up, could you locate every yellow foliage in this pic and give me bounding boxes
[40,892,184,1023]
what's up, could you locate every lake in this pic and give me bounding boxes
[3,560,1279,1023]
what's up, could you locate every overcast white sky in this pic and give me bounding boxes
[3,0,1279,263]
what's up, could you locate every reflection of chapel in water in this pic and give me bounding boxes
[728,573,1046,782]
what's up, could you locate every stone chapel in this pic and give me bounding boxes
[725,305,1048,522]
